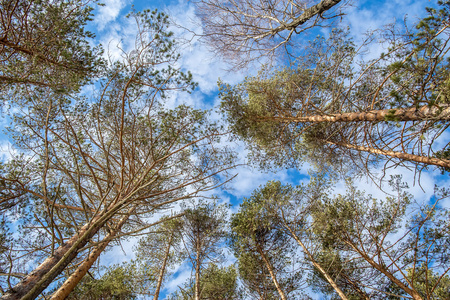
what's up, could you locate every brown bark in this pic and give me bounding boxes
[256,246,287,300]
[0,213,108,300]
[325,140,450,169]
[153,232,174,300]
[282,223,348,300]
[265,104,450,123]
[49,208,134,300]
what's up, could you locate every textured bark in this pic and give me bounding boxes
[0,214,107,300]
[325,140,450,169]
[50,209,134,300]
[256,246,287,300]
[264,104,450,123]
[153,232,174,300]
[283,223,348,300]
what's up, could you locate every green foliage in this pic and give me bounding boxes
[219,1,450,174]
[200,264,240,300]
[230,181,304,299]
[407,264,450,299]
[219,29,356,170]
[132,216,184,296]
[310,176,450,299]
[0,0,105,98]
[0,7,236,298]
[434,146,450,174]
[67,263,138,300]
[169,263,241,300]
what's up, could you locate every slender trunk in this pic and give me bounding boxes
[265,104,450,123]
[153,232,174,300]
[346,242,423,300]
[255,246,287,300]
[194,242,201,300]
[0,213,109,300]
[325,140,450,169]
[50,207,135,300]
[282,223,348,300]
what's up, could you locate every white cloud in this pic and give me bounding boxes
[94,0,128,31]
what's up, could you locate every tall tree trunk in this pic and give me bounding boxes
[282,222,348,300]
[153,232,174,300]
[255,246,287,300]
[0,203,121,300]
[264,104,450,123]
[325,140,450,169]
[50,207,135,300]
[194,242,201,300]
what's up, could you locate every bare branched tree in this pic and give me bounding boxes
[193,0,346,69]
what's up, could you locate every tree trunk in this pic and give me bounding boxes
[0,205,118,300]
[153,232,174,300]
[325,140,450,169]
[282,223,348,300]
[50,208,134,300]
[282,0,342,32]
[265,104,450,123]
[194,243,201,300]
[346,241,424,300]
[256,246,287,300]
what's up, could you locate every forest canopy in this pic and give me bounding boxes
[0,0,449,299]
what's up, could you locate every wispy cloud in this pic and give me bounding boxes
[94,0,128,31]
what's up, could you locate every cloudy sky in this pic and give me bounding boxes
[69,0,450,297]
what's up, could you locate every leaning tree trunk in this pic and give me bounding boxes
[50,207,136,300]
[0,201,124,300]
[345,241,424,300]
[255,246,287,300]
[264,104,450,123]
[281,221,349,300]
[153,232,175,300]
[325,140,450,169]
